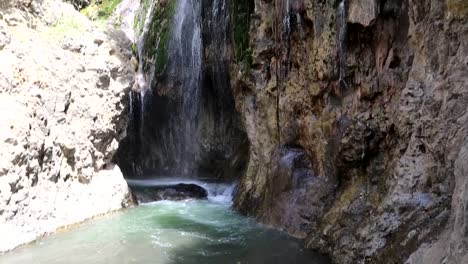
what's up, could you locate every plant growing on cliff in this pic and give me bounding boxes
[45,15,89,40]
[81,0,123,21]
[231,0,254,68]
[141,0,178,74]
[133,0,153,36]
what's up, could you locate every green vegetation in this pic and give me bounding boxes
[154,24,172,73]
[134,0,153,37]
[231,0,254,68]
[131,42,138,56]
[44,15,89,39]
[141,0,178,74]
[81,0,122,21]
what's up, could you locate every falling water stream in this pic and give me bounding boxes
[337,0,348,88]
[0,181,329,264]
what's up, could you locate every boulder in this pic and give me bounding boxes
[131,183,209,203]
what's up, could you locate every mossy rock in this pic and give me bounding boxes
[134,0,178,75]
[133,0,154,36]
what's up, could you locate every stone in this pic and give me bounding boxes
[348,0,378,27]
[4,13,23,27]
[61,38,84,53]
[447,0,468,18]
[0,28,10,51]
[93,38,104,46]
[96,74,111,89]
[131,184,209,203]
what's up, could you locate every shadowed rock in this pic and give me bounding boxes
[131,184,209,203]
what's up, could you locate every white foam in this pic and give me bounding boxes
[126,178,236,205]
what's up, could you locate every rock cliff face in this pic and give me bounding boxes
[0,0,134,251]
[231,0,468,263]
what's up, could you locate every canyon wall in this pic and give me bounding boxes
[231,0,468,263]
[0,0,134,251]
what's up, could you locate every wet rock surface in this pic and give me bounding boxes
[231,0,468,263]
[130,183,209,203]
[0,0,134,252]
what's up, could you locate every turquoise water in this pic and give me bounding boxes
[0,189,328,264]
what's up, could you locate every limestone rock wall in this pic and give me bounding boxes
[231,0,468,263]
[0,0,134,251]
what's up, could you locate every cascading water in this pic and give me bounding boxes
[135,0,157,100]
[282,0,291,38]
[163,0,203,175]
[209,0,229,58]
[337,0,348,88]
[279,0,304,43]
[117,0,248,179]
[125,0,159,174]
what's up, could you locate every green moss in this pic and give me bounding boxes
[140,0,178,74]
[131,42,137,56]
[134,0,153,37]
[155,25,172,72]
[231,0,254,68]
[81,0,122,21]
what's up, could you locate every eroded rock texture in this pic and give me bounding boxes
[0,0,134,251]
[231,0,468,263]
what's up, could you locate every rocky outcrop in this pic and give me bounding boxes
[0,0,134,252]
[231,0,468,263]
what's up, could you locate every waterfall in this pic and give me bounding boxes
[209,0,229,58]
[166,0,203,175]
[114,0,141,41]
[279,0,304,41]
[118,0,248,179]
[282,0,291,40]
[337,0,348,88]
[135,0,157,99]
[131,0,159,159]
[205,0,231,135]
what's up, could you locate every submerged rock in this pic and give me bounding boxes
[131,184,208,203]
